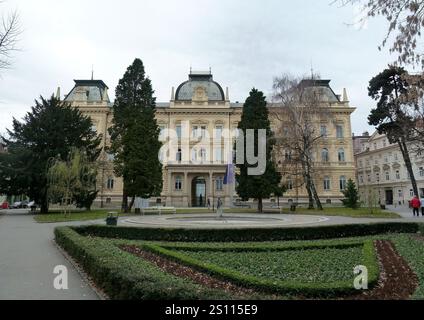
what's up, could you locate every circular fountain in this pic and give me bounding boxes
[123,213,329,229]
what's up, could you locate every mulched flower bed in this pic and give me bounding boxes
[121,240,419,300]
[347,240,418,300]
[120,245,270,299]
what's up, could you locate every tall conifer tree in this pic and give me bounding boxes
[236,88,281,213]
[109,58,163,212]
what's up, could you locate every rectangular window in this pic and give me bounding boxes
[175,177,182,191]
[215,126,223,140]
[216,177,224,191]
[215,148,223,163]
[192,126,198,138]
[176,125,182,140]
[323,177,331,191]
[320,125,327,138]
[420,167,424,177]
[336,125,344,139]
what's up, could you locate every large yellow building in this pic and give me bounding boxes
[64,71,356,208]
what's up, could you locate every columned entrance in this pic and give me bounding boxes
[385,189,394,205]
[192,177,207,207]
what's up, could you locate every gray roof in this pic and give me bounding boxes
[299,79,340,103]
[64,80,111,104]
[175,72,225,101]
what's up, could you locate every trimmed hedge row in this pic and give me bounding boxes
[72,222,422,242]
[141,241,379,297]
[54,227,232,300]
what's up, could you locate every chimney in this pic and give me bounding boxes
[171,86,175,101]
[342,88,349,102]
[56,87,61,100]
[102,88,108,101]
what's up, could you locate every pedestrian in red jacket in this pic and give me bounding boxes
[411,196,421,217]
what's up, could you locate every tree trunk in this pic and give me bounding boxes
[301,156,315,209]
[122,188,129,213]
[40,202,49,214]
[128,196,136,212]
[40,189,49,214]
[258,198,263,213]
[398,139,419,197]
[310,181,323,210]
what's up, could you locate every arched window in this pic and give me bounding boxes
[322,148,329,163]
[175,176,182,191]
[339,176,347,191]
[338,148,345,162]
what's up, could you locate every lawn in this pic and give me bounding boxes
[288,207,401,219]
[170,245,364,283]
[34,210,133,223]
[178,207,401,218]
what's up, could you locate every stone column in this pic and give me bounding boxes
[166,169,172,206]
[183,172,189,207]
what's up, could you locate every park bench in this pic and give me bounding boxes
[141,206,176,215]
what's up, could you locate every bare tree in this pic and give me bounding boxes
[272,74,333,210]
[335,0,424,68]
[0,3,20,70]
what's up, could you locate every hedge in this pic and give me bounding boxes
[54,227,232,300]
[72,222,422,242]
[141,241,379,298]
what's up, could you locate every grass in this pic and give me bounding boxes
[34,210,134,223]
[172,246,364,283]
[178,207,401,218]
[290,207,401,219]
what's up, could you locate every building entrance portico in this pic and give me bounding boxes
[192,176,207,207]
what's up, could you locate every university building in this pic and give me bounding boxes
[354,131,424,206]
[63,70,357,208]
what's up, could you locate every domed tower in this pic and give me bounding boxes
[171,70,230,108]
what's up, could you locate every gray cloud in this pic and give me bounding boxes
[0,0,396,136]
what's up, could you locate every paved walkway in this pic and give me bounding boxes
[385,204,424,219]
[0,210,99,300]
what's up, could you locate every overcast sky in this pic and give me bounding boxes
[0,0,397,136]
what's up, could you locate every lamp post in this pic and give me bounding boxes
[212,177,215,212]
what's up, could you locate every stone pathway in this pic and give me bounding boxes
[0,210,99,300]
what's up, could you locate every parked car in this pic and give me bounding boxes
[9,201,30,209]
[9,201,22,209]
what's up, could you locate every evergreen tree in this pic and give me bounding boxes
[109,58,163,212]
[342,179,360,209]
[0,96,101,213]
[368,66,419,197]
[236,88,282,213]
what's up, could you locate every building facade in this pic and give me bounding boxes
[64,71,357,208]
[354,131,424,206]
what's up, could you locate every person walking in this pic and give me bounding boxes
[207,198,211,211]
[421,197,424,217]
[411,195,421,217]
[217,197,223,218]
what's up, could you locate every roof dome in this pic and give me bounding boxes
[175,71,225,101]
